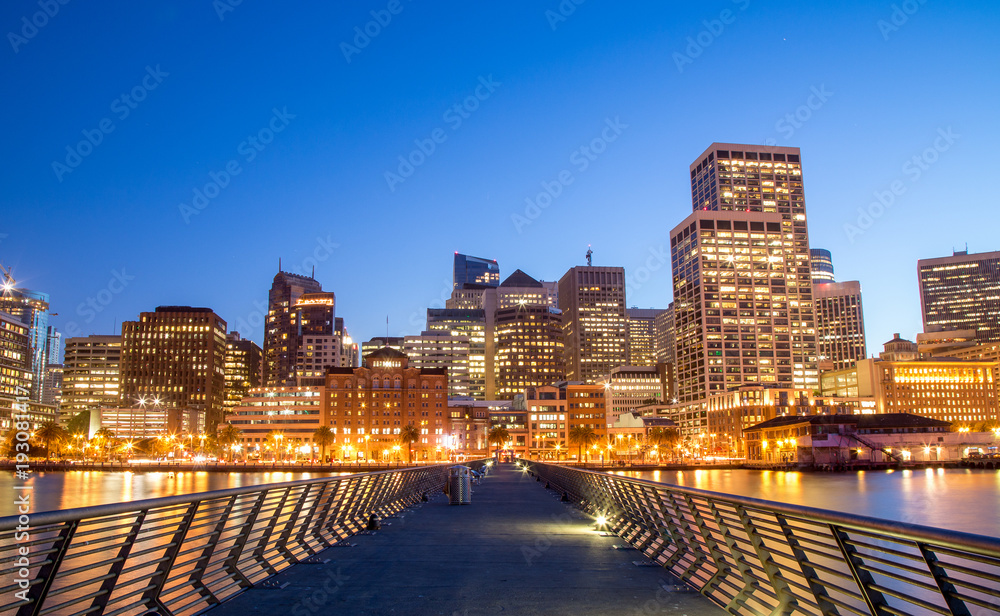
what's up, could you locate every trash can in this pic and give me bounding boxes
[448,465,472,505]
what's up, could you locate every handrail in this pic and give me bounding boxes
[0,459,492,616]
[520,459,1000,616]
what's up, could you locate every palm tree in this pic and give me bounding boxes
[647,427,681,462]
[398,424,420,464]
[312,426,335,463]
[93,427,116,461]
[488,426,510,460]
[218,423,242,461]
[265,430,285,462]
[35,421,68,460]
[569,425,597,462]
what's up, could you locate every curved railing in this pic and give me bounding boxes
[0,460,491,616]
[520,460,1000,616]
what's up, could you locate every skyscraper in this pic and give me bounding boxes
[558,266,628,384]
[426,308,487,399]
[290,292,339,386]
[625,308,662,366]
[0,312,31,398]
[223,332,262,418]
[264,269,323,386]
[403,331,472,397]
[119,307,227,430]
[453,253,500,289]
[671,211,808,402]
[654,303,676,399]
[814,281,867,371]
[61,335,121,421]
[0,285,51,401]
[685,143,818,395]
[494,305,565,399]
[918,249,1000,344]
[810,248,835,283]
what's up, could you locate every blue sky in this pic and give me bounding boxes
[1,0,997,356]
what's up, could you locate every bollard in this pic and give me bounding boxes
[421,492,429,502]
[562,492,569,502]
[367,514,381,530]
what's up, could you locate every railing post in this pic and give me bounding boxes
[140,501,201,615]
[88,512,147,615]
[830,525,890,616]
[680,494,732,598]
[16,521,78,616]
[186,495,239,607]
[734,504,797,616]
[222,490,267,589]
[774,515,841,616]
[916,542,972,616]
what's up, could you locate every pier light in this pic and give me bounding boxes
[595,515,607,528]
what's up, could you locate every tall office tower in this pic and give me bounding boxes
[813,281,867,371]
[0,312,31,397]
[918,249,1000,344]
[672,211,813,402]
[625,308,662,366]
[223,332,262,418]
[654,303,676,399]
[427,308,487,399]
[496,270,558,309]
[494,305,565,399]
[61,335,121,421]
[453,253,500,289]
[0,285,51,401]
[42,364,63,408]
[46,326,62,365]
[810,249,835,283]
[403,331,472,397]
[289,292,340,386]
[120,306,227,430]
[687,143,819,394]
[558,266,628,384]
[265,269,323,386]
[362,336,404,358]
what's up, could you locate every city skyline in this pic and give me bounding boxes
[2,1,998,358]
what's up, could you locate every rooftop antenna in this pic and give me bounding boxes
[312,265,315,278]
[386,315,389,342]
[586,245,593,267]
[278,257,282,272]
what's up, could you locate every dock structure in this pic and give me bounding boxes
[206,463,721,616]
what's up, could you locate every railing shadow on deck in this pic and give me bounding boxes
[0,459,493,616]
[519,459,1000,616]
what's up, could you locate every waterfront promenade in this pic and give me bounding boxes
[208,463,723,616]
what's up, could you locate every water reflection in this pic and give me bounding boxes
[0,470,353,517]
[616,468,1000,536]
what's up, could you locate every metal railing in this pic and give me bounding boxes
[0,460,490,616]
[520,460,1000,616]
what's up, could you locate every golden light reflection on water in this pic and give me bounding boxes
[614,467,1000,536]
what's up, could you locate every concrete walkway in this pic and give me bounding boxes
[210,463,724,616]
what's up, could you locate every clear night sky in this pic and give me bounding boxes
[2,1,997,357]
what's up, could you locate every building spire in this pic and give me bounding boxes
[278,257,282,272]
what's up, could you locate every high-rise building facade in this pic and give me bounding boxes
[0,312,31,397]
[599,365,667,426]
[654,303,676,398]
[626,308,662,366]
[0,287,51,401]
[493,305,565,399]
[120,307,227,429]
[361,337,404,358]
[223,332,262,418]
[403,331,472,397]
[453,253,500,289]
[265,270,323,386]
[426,308,487,399]
[61,335,122,421]
[671,210,814,402]
[290,292,338,386]
[918,250,1000,344]
[810,248,835,283]
[814,281,867,372]
[684,143,819,397]
[42,364,63,409]
[558,266,628,384]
